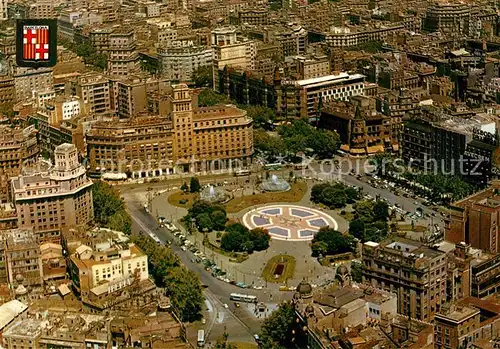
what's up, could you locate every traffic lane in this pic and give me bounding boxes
[128,202,263,337]
[343,175,443,224]
[126,195,266,307]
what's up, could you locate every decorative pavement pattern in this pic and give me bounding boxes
[242,204,338,241]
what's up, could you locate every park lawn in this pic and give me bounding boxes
[230,343,257,349]
[167,191,198,208]
[262,254,296,284]
[225,181,307,213]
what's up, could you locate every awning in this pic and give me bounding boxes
[350,148,366,155]
[367,145,384,154]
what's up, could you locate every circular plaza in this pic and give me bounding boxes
[242,204,337,241]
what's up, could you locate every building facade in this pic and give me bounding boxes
[446,180,500,254]
[77,73,112,114]
[362,238,447,321]
[158,41,212,82]
[11,144,94,243]
[0,126,38,203]
[86,84,253,177]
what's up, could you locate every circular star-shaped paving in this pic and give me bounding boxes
[242,205,337,241]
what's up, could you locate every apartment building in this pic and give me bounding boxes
[325,24,404,48]
[107,28,138,76]
[13,67,53,103]
[0,76,15,105]
[212,26,256,89]
[86,84,253,177]
[43,96,83,127]
[0,126,39,203]
[446,180,500,254]
[89,27,113,54]
[86,115,174,177]
[68,241,149,305]
[231,9,269,26]
[294,72,366,121]
[33,89,56,108]
[158,41,213,82]
[4,229,43,287]
[28,0,56,19]
[423,2,472,35]
[2,312,187,349]
[362,238,447,321]
[172,84,253,171]
[77,73,112,114]
[434,298,500,349]
[11,144,93,243]
[295,55,331,80]
[320,96,398,156]
[115,77,148,118]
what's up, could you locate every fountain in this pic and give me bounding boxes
[260,174,291,192]
[200,184,230,203]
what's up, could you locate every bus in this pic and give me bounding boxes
[230,293,257,303]
[264,163,281,171]
[235,169,251,176]
[197,330,205,347]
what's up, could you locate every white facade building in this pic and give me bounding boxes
[158,41,213,82]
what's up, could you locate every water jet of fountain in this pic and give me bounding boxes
[271,174,278,185]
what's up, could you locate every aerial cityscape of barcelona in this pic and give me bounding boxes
[1,0,500,347]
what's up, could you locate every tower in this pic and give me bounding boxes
[171,84,195,171]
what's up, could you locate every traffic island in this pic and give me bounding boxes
[261,255,296,283]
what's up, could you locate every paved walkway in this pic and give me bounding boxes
[150,179,347,291]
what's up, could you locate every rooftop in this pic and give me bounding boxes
[0,300,28,331]
[435,304,480,323]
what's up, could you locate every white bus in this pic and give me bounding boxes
[230,293,257,303]
[197,330,205,347]
[235,169,251,176]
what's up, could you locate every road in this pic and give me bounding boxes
[124,189,263,344]
[120,157,445,343]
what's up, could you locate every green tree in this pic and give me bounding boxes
[373,200,389,221]
[311,241,328,256]
[249,227,270,251]
[163,266,204,322]
[242,105,275,128]
[311,227,354,256]
[190,177,201,193]
[345,187,359,204]
[211,209,228,231]
[278,120,340,158]
[254,129,285,156]
[364,221,388,242]
[221,228,249,252]
[349,219,365,240]
[107,211,132,235]
[198,89,229,106]
[92,181,132,234]
[131,233,204,322]
[197,212,213,232]
[192,66,213,87]
[354,200,375,222]
[369,152,395,176]
[260,302,299,349]
[351,261,363,283]
[220,223,269,252]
